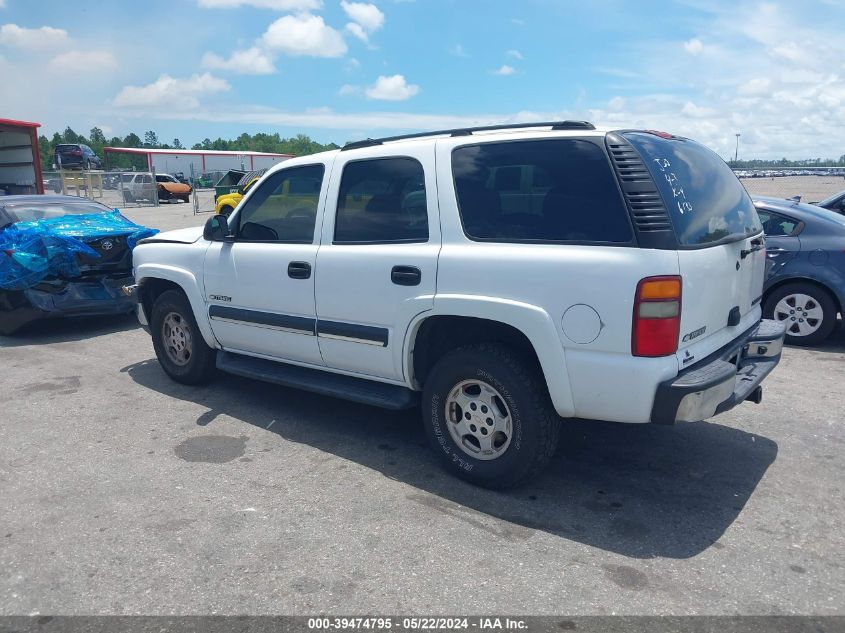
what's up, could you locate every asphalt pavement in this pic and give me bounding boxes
[0,205,843,615]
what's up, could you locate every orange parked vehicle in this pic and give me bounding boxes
[155,173,192,203]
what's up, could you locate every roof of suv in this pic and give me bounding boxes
[340,120,603,152]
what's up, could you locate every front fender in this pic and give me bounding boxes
[403,294,575,418]
[135,263,217,348]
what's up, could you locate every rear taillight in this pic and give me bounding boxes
[632,275,682,357]
[71,149,82,156]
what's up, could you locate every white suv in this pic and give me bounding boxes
[130,121,786,488]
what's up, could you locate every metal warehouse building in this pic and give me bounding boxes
[103,147,293,176]
[0,118,43,195]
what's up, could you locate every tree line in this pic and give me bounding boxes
[38,127,341,172]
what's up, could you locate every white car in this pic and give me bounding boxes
[130,121,786,488]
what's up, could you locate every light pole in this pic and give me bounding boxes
[734,133,741,165]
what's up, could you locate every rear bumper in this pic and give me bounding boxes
[651,319,787,425]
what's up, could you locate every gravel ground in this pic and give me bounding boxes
[0,207,843,616]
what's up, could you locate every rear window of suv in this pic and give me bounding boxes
[452,139,633,243]
[623,132,762,246]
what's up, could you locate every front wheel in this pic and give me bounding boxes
[150,290,216,384]
[422,343,560,489]
[764,282,838,345]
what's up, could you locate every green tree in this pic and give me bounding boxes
[144,130,159,147]
[123,133,141,148]
[63,127,80,144]
[173,138,184,149]
[89,127,106,145]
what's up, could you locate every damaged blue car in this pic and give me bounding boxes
[0,195,158,335]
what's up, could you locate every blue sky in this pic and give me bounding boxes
[1,0,843,159]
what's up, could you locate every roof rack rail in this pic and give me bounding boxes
[341,120,596,151]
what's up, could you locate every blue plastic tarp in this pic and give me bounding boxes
[0,209,158,291]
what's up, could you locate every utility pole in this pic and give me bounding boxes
[734,133,741,165]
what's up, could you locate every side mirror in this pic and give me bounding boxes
[203,214,233,242]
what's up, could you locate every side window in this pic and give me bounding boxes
[334,157,428,244]
[757,211,798,237]
[236,164,324,243]
[452,139,633,243]
[141,175,152,184]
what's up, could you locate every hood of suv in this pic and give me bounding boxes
[138,226,204,245]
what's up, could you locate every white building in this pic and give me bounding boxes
[103,147,293,177]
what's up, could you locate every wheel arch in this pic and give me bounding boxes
[136,266,217,348]
[764,275,843,317]
[404,298,575,417]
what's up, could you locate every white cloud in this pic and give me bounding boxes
[683,37,703,55]
[261,14,347,57]
[681,101,716,118]
[113,72,230,110]
[506,49,523,60]
[0,24,69,50]
[49,50,118,72]
[493,64,515,76]
[338,83,360,96]
[202,47,276,74]
[345,22,369,43]
[197,0,321,9]
[365,74,419,100]
[607,96,626,111]
[449,44,467,57]
[737,77,771,96]
[340,1,384,32]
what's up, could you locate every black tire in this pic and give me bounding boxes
[764,282,838,346]
[180,196,190,204]
[422,343,560,489]
[84,159,91,171]
[150,290,216,384]
[219,205,234,218]
[158,187,171,201]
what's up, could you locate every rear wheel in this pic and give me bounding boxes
[150,290,216,384]
[158,187,171,202]
[422,343,560,489]
[764,282,838,345]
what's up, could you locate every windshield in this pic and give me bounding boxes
[3,200,112,225]
[623,132,762,246]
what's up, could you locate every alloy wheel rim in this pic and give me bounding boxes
[773,293,823,337]
[445,379,512,461]
[162,312,193,366]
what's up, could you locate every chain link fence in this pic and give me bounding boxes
[733,167,845,205]
[41,169,220,213]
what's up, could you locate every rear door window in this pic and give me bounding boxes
[452,139,632,243]
[334,157,428,244]
[757,210,798,236]
[623,132,762,246]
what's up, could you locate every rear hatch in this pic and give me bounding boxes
[620,132,766,365]
[55,144,82,161]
